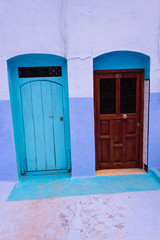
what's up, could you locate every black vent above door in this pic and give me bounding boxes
[18,66,62,78]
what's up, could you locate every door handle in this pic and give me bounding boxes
[137,123,140,127]
[122,114,127,119]
[60,117,63,121]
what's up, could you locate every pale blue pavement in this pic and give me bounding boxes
[0,182,160,240]
[0,171,160,240]
[7,169,160,201]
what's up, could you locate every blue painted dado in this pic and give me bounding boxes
[0,100,18,181]
[94,51,150,79]
[149,93,160,170]
[7,54,71,178]
[69,98,95,177]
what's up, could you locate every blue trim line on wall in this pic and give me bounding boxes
[94,51,150,79]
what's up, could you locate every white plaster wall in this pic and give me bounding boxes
[0,0,160,99]
[66,0,160,96]
[67,57,93,98]
[0,0,65,100]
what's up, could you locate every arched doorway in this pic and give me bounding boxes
[93,51,150,172]
[7,54,71,177]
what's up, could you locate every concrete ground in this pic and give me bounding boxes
[0,181,160,240]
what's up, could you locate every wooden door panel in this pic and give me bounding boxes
[94,70,144,170]
[20,83,37,172]
[126,138,136,162]
[126,119,136,134]
[113,120,123,144]
[100,140,110,163]
[31,81,46,171]
[51,84,66,170]
[113,147,123,163]
[100,120,110,135]
[21,81,66,172]
[41,81,56,170]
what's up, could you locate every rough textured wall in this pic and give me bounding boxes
[66,0,160,175]
[0,0,65,99]
[0,0,160,97]
[0,0,160,179]
[66,0,160,95]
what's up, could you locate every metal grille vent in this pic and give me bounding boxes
[18,66,62,78]
[120,78,136,113]
[100,78,116,114]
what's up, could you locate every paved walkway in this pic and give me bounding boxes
[0,181,160,240]
[7,170,160,201]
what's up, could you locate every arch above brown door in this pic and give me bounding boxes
[94,69,144,170]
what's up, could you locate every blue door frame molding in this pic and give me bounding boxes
[93,51,150,79]
[7,54,71,178]
[93,51,150,171]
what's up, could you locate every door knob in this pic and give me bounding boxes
[60,117,63,121]
[123,114,127,119]
[137,123,140,127]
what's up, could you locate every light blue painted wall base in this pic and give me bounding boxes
[149,93,160,170]
[0,100,18,181]
[1,93,160,180]
[69,98,95,177]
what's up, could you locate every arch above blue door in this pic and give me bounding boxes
[7,54,71,177]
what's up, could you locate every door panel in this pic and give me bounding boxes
[113,147,123,163]
[100,120,110,135]
[20,81,66,172]
[51,83,66,170]
[41,82,56,170]
[94,70,144,170]
[113,120,123,144]
[21,83,37,171]
[31,81,46,171]
[100,140,110,163]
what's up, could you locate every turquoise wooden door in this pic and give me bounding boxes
[20,81,66,172]
[8,54,71,177]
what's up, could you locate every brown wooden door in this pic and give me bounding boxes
[94,69,144,170]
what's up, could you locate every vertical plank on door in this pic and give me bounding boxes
[41,81,56,170]
[31,81,46,171]
[20,83,37,171]
[51,84,66,170]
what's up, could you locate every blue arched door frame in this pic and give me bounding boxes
[7,54,71,178]
[94,51,150,79]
